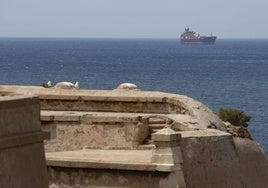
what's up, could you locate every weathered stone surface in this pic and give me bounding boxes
[233,137,268,188]
[0,95,41,137]
[46,149,154,171]
[46,148,186,187]
[152,128,181,142]
[43,111,149,152]
[224,121,253,139]
[1,85,267,188]
[0,95,48,188]
[0,85,226,130]
[47,167,183,188]
[180,134,242,188]
[180,132,268,188]
[152,147,183,164]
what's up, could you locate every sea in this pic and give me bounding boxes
[0,38,267,155]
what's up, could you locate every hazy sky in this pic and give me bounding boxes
[1,0,267,38]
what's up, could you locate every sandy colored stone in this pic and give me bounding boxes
[1,85,268,188]
[0,95,48,188]
[43,112,149,152]
[0,85,227,131]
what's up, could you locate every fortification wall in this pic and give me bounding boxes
[0,85,226,130]
[0,94,49,188]
[42,111,150,152]
[0,85,267,188]
[180,131,268,188]
[47,168,182,188]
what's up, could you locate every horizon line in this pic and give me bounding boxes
[1,36,268,40]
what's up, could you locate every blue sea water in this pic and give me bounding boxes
[0,38,268,155]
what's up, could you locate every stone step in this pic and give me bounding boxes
[149,118,166,124]
[137,144,155,150]
[149,124,166,130]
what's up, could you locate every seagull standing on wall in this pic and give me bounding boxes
[47,81,52,88]
[41,81,52,88]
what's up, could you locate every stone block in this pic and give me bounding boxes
[0,95,49,188]
[44,114,149,151]
[154,140,180,147]
[152,147,183,164]
[152,128,181,142]
[0,95,41,137]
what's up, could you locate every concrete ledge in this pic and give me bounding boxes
[0,92,49,188]
[0,131,50,149]
[46,149,180,172]
[41,111,147,123]
[152,128,181,142]
[0,95,39,110]
[41,111,198,132]
[1,85,267,188]
[180,129,231,138]
[0,85,227,131]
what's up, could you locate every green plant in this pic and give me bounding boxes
[218,108,251,127]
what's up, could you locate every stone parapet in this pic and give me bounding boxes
[42,111,150,152]
[0,131,49,150]
[1,85,267,188]
[45,128,186,187]
[180,130,268,188]
[152,128,186,187]
[46,147,186,187]
[0,95,41,137]
[0,85,227,130]
[0,94,49,188]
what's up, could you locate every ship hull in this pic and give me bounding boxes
[181,36,216,45]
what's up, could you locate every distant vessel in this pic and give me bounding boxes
[180,28,216,45]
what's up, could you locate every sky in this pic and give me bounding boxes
[0,0,268,38]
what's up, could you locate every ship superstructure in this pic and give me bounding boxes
[180,28,216,45]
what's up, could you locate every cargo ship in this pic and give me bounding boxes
[180,28,216,45]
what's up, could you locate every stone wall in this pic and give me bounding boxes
[47,167,180,188]
[46,128,186,188]
[41,99,175,114]
[0,94,49,188]
[180,130,268,188]
[0,85,226,130]
[42,112,149,152]
[1,85,267,188]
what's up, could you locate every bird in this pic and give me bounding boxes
[41,81,52,88]
[54,81,79,89]
[74,82,79,89]
[47,81,52,88]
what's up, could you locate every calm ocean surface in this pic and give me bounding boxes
[0,38,267,155]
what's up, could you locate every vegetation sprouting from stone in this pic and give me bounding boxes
[218,108,251,127]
